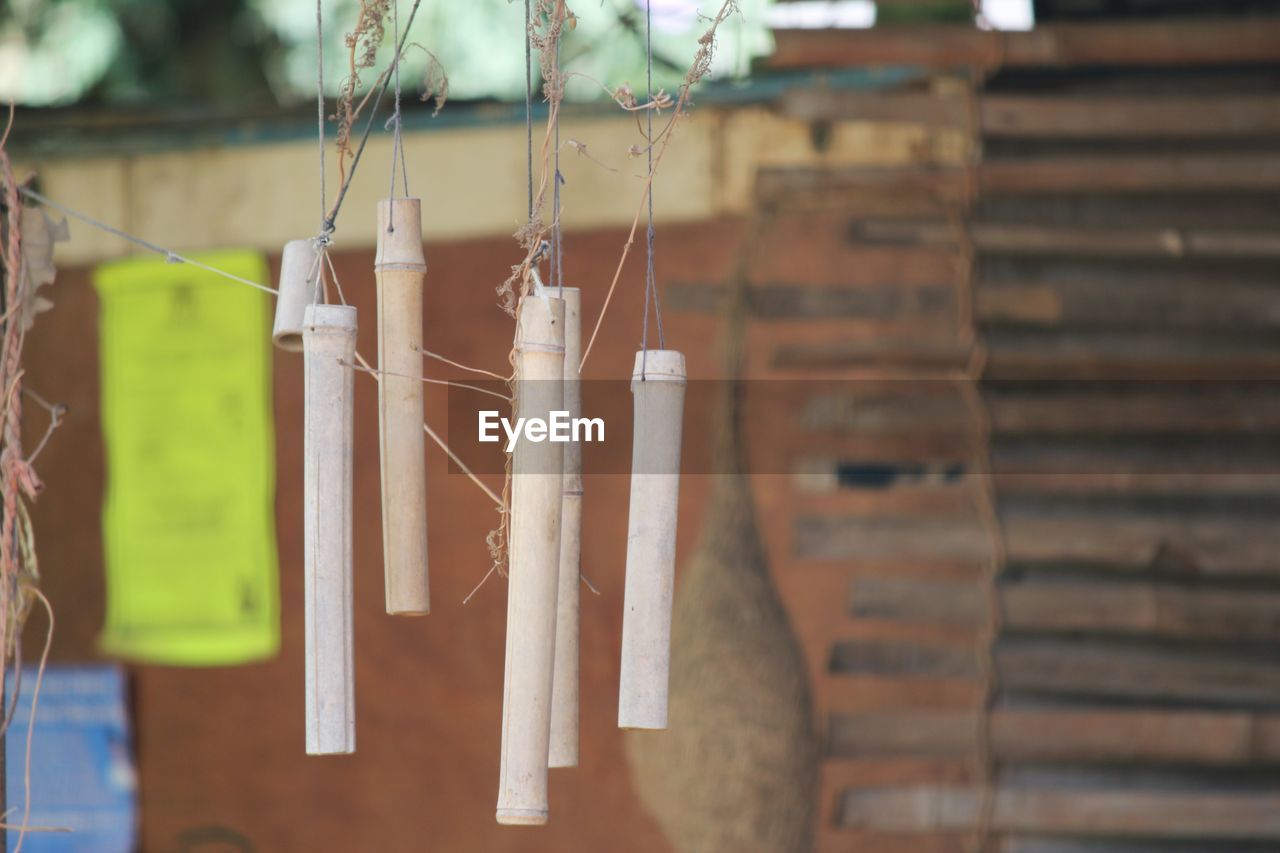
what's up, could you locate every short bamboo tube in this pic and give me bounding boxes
[549,287,581,769]
[272,239,320,351]
[618,350,687,730]
[376,198,430,615]
[497,295,566,825]
[303,303,358,755]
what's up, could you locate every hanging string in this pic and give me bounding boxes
[525,0,534,222]
[387,0,410,233]
[640,0,665,369]
[325,0,426,234]
[316,0,328,240]
[16,187,277,295]
[552,40,564,292]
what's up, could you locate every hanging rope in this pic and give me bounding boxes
[552,39,564,292]
[640,0,666,376]
[387,0,410,233]
[316,0,328,240]
[525,0,535,222]
[324,0,426,234]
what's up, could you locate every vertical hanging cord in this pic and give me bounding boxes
[640,0,664,377]
[387,0,408,232]
[316,0,328,237]
[553,37,563,294]
[525,0,534,222]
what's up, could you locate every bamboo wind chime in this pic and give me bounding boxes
[302,303,358,755]
[619,350,687,730]
[376,198,430,615]
[497,294,566,825]
[549,287,582,769]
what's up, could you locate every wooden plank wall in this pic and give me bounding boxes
[683,24,1280,852]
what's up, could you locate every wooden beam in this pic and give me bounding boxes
[798,508,1280,576]
[854,219,1280,260]
[981,154,1280,194]
[770,19,1280,71]
[850,576,1280,643]
[981,94,1280,139]
[839,783,1280,836]
[829,707,1280,765]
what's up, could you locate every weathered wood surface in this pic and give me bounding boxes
[800,386,1280,436]
[839,783,1280,836]
[981,155,1280,194]
[849,577,1280,643]
[830,638,1280,706]
[982,94,1280,139]
[853,219,1280,260]
[798,508,1280,576]
[779,90,1280,140]
[829,707,1280,765]
[770,19,1280,71]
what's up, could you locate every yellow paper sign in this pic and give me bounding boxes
[95,251,279,665]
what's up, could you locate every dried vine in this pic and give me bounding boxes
[483,0,740,579]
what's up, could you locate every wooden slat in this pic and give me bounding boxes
[853,219,1280,260]
[829,707,1280,765]
[801,386,1280,436]
[799,509,1280,576]
[981,94,1280,139]
[830,638,1280,705]
[984,331,1280,381]
[839,783,1280,837]
[979,278,1280,330]
[981,154,1280,194]
[1000,838,1280,853]
[850,577,1280,642]
[770,19,1280,71]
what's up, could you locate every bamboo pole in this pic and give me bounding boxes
[302,303,358,755]
[618,349,687,730]
[376,198,430,615]
[549,287,581,769]
[272,239,320,351]
[496,295,566,825]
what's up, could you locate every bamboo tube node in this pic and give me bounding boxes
[549,287,581,769]
[376,198,430,616]
[497,295,566,825]
[618,349,687,731]
[272,239,321,351]
[303,303,358,755]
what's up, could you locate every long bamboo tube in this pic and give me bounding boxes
[618,349,687,730]
[302,303,358,755]
[376,198,429,615]
[272,239,320,351]
[549,287,581,769]
[496,295,566,825]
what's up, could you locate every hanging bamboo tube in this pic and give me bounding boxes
[549,287,581,769]
[272,239,320,351]
[497,294,566,825]
[302,303,358,755]
[376,198,430,615]
[619,350,687,730]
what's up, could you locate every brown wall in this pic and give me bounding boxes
[24,219,747,852]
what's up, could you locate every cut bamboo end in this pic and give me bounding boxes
[303,303,358,755]
[375,198,430,616]
[497,295,566,822]
[550,288,582,770]
[272,239,320,351]
[496,808,549,827]
[618,349,687,731]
